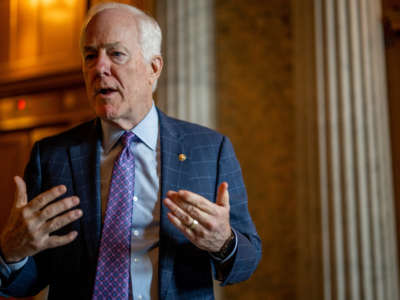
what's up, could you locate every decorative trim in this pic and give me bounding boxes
[0,70,84,99]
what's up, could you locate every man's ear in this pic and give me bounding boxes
[150,55,163,80]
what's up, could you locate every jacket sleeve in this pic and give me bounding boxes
[212,136,262,285]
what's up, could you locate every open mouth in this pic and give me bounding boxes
[97,88,118,96]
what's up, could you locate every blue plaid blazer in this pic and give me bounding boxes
[0,109,261,299]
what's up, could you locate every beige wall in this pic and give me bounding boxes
[215,1,296,299]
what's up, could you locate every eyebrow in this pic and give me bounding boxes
[83,42,123,53]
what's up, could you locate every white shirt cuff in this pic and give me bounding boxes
[0,254,28,287]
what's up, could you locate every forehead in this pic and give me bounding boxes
[83,8,139,49]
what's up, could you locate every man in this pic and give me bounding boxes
[0,2,261,299]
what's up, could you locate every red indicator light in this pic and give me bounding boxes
[17,99,26,110]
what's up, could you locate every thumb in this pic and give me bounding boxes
[14,176,28,208]
[216,182,229,208]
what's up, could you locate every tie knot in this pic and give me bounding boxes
[121,131,135,148]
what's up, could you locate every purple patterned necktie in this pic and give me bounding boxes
[92,131,135,300]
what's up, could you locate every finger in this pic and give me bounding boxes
[14,176,28,208]
[165,196,217,233]
[167,212,197,238]
[38,197,80,223]
[175,190,215,215]
[172,195,212,223]
[29,185,68,212]
[43,209,83,235]
[166,190,177,196]
[46,231,79,249]
[164,198,192,226]
[216,182,229,208]
[166,190,178,201]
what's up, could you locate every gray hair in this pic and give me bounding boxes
[80,2,162,64]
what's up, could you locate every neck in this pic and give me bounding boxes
[104,102,153,131]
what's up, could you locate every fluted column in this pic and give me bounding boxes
[294,0,399,300]
[156,0,216,129]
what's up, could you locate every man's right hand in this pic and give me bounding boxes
[0,176,83,263]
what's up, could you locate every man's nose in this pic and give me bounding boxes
[94,52,111,76]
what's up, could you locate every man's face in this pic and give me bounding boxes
[82,9,158,129]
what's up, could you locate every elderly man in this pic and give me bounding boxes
[0,2,261,300]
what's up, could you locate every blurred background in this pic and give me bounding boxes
[1,0,400,299]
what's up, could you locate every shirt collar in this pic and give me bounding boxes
[101,103,159,154]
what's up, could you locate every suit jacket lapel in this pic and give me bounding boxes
[69,120,102,265]
[158,110,186,299]
[67,112,189,297]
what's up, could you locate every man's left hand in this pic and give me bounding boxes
[163,182,231,252]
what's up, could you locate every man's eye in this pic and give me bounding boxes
[85,54,96,61]
[112,51,125,57]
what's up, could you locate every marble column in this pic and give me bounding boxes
[294,0,400,299]
[156,0,216,129]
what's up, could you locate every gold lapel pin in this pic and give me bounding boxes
[178,153,187,162]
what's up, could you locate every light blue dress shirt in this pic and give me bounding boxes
[100,103,160,300]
